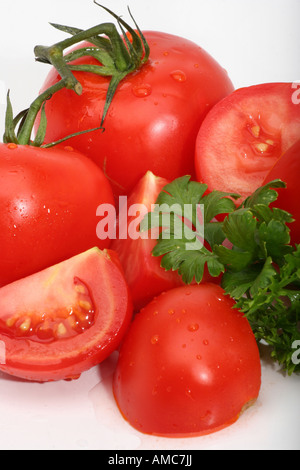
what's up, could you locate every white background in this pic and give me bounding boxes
[0,0,299,451]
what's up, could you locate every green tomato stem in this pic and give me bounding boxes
[4,4,150,147]
[17,80,66,145]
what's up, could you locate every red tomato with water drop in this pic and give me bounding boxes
[0,143,114,286]
[37,31,234,197]
[113,283,261,437]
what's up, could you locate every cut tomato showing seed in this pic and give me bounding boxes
[195,83,300,202]
[0,248,133,382]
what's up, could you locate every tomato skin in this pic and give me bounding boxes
[0,248,133,382]
[113,284,261,437]
[195,83,300,202]
[0,143,114,287]
[263,138,300,246]
[38,31,234,197]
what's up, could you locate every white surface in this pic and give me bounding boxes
[0,0,299,451]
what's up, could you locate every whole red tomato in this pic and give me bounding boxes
[113,283,261,437]
[37,32,234,197]
[263,138,300,246]
[0,143,114,286]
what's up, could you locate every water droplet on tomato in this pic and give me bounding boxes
[7,143,18,150]
[132,84,152,98]
[170,70,187,82]
[64,145,74,152]
[203,339,209,346]
[188,323,199,332]
[151,334,159,345]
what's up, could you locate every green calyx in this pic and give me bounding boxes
[3,3,150,147]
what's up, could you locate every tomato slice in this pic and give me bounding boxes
[195,83,300,202]
[113,284,261,437]
[263,138,300,246]
[0,248,133,382]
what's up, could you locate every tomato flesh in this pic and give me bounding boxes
[195,83,300,202]
[37,32,234,197]
[0,143,114,286]
[0,248,133,382]
[263,138,300,245]
[113,284,261,437]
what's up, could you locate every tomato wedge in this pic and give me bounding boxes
[0,248,133,382]
[195,83,300,202]
[111,171,184,311]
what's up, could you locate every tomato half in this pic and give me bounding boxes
[195,83,300,202]
[113,284,261,437]
[263,138,300,246]
[0,248,133,382]
[0,143,114,287]
[37,32,234,197]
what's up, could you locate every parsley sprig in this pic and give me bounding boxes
[140,176,300,375]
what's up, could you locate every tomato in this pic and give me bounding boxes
[111,171,220,311]
[113,283,261,437]
[195,83,300,203]
[111,171,184,311]
[0,248,133,382]
[37,32,234,197]
[263,138,300,246]
[0,143,114,287]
